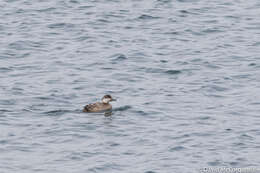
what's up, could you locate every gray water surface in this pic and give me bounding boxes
[1,0,260,173]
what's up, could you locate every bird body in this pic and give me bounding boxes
[83,102,112,112]
[83,95,116,113]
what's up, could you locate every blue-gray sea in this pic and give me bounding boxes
[1,0,260,173]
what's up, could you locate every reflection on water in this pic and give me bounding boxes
[104,111,112,117]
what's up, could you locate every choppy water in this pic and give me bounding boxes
[1,0,260,172]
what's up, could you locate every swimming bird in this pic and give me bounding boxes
[83,95,116,113]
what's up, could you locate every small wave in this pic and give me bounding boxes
[169,146,186,151]
[165,70,181,75]
[207,85,228,92]
[0,109,12,113]
[138,14,160,20]
[144,68,182,75]
[248,63,256,66]
[8,41,46,50]
[0,67,13,73]
[110,54,127,61]
[78,5,94,9]
[97,19,110,23]
[47,23,75,29]
[132,110,148,116]
[160,60,168,63]
[35,96,53,101]
[36,7,56,13]
[179,10,189,14]
[144,67,162,73]
[0,99,16,105]
[43,109,72,116]
[113,105,132,112]
[70,0,79,4]
[157,0,171,3]
[202,28,222,34]
[164,31,180,35]
[207,160,222,166]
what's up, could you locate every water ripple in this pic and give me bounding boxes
[1,0,260,172]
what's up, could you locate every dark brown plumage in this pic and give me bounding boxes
[83,95,116,113]
[83,102,112,112]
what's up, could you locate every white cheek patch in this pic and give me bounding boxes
[102,98,110,103]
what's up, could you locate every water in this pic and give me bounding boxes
[1,0,260,172]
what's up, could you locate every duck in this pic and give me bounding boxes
[83,95,116,112]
